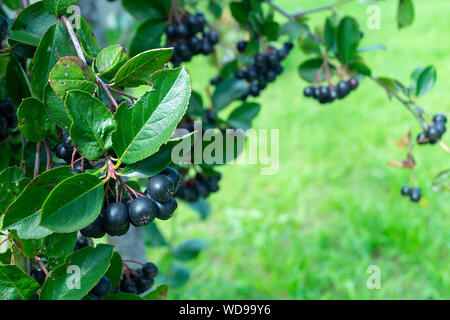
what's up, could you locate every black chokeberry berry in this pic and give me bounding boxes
[237,40,247,53]
[434,122,446,135]
[155,197,178,220]
[31,267,46,285]
[135,276,153,293]
[433,113,447,124]
[165,24,177,40]
[348,77,359,90]
[176,23,189,38]
[189,35,202,53]
[337,80,350,99]
[55,143,72,162]
[410,187,421,203]
[426,125,441,141]
[236,69,247,79]
[121,279,139,294]
[128,197,158,227]
[205,30,219,45]
[80,210,105,238]
[103,202,130,236]
[142,262,158,279]
[200,39,213,55]
[161,167,181,193]
[0,98,16,116]
[62,133,73,150]
[417,131,428,144]
[146,174,173,203]
[90,276,111,298]
[401,185,411,196]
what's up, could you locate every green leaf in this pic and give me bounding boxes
[166,263,190,288]
[172,239,208,261]
[213,78,248,111]
[65,90,115,160]
[76,17,101,60]
[95,44,129,79]
[104,252,122,295]
[351,60,372,76]
[187,91,204,118]
[122,0,170,21]
[415,66,436,97]
[0,166,30,214]
[42,232,77,257]
[189,198,211,220]
[260,20,279,41]
[3,166,73,230]
[42,0,77,16]
[337,17,360,65]
[40,173,104,233]
[142,223,168,247]
[279,20,307,40]
[144,283,168,300]
[130,18,166,57]
[432,169,450,193]
[10,2,56,47]
[40,244,113,300]
[228,102,261,130]
[49,56,97,100]
[0,265,40,300]
[112,67,191,165]
[104,293,144,300]
[121,132,194,178]
[298,58,324,83]
[6,57,32,107]
[112,48,173,87]
[17,98,55,142]
[8,210,52,240]
[44,83,72,131]
[397,0,414,29]
[230,1,250,26]
[324,17,337,51]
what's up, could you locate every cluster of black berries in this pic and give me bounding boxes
[54,133,94,173]
[116,263,158,295]
[166,12,219,66]
[80,167,181,238]
[417,113,447,145]
[236,42,293,99]
[400,185,422,203]
[303,77,359,104]
[175,172,221,203]
[0,98,18,142]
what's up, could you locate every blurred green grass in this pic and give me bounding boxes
[153,0,450,299]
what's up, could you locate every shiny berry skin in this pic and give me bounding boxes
[161,167,181,193]
[434,122,446,135]
[31,267,46,285]
[80,211,105,238]
[237,40,247,53]
[128,197,158,227]
[417,132,428,144]
[200,39,213,55]
[410,187,421,203]
[165,24,177,39]
[337,81,350,98]
[205,30,219,45]
[155,197,178,220]
[401,185,411,196]
[304,87,314,97]
[55,143,71,162]
[142,262,158,279]
[135,276,153,293]
[62,133,73,150]
[426,125,441,141]
[103,202,130,236]
[433,113,447,124]
[146,174,173,203]
[348,77,359,90]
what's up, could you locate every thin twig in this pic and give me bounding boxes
[34,142,41,179]
[61,15,119,111]
[107,86,138,101]
[44,139,52,170]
